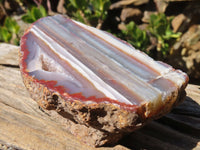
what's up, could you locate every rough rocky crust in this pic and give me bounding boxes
[21,73,141,146]
[19,68,186,147]
[19,48,187,147]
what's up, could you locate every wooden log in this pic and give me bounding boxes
[0,43,199,150]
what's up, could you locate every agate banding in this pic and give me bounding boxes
[19,15,189,147]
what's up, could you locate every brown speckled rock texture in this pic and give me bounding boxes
[20,72,141,147]
[19,61,187,147]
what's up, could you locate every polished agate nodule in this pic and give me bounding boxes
[19,15,188,146]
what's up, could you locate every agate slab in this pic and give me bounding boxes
[19,15,189,147]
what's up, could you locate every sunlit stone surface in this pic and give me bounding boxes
[20,15,188,115]
[19,15,189,146]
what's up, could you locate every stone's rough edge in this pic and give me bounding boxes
[20,72,142,147]
[19,51,187,147]
[20,72,187,147]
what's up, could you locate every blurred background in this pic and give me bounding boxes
[0,0,200,83]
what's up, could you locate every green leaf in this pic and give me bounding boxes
[4,17,12,32]
[128,21,134,29]
[14,38,20,45]
[0,28,2,41]
[0,27,12,42]
[91,0,100,11]
[67,0,110,27]
[69,0,78,8]
[150,14,157,26]
[121,21,150,51]
[69,0,88,10]
[73,11,85,23]
[22,6,47,23]
[31,7,42,21]
[102,0,111,12]
[148,13,182,57]
[4,17,20,34]
[39,5,47,17]
[15,24,20,34]
[22,9,34,23]
[22,15,35,23]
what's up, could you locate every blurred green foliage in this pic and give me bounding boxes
[119,13,181,58]
[148,13,181,56]
[66,0,110,28]
[0,0,182,59]
[121,21,150,52]
[22,5,47,23]
[0,17,20,45]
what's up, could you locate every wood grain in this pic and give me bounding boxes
[0,44,199,150]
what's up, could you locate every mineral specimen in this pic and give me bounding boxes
[19,15,189,147]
